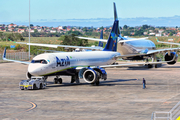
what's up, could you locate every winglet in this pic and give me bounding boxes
[3,47,7,60]
[156,37,159,42]
[8,38,16,43]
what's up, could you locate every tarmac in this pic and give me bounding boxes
[0,62,180,120]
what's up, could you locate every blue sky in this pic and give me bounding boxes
[1,0,180,26]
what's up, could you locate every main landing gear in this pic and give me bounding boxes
[54,76,62,84]
[71,73,80,84]
[146,54,161,68]
[91,79,100,86]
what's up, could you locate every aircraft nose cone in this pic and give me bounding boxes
[28,64,39,75]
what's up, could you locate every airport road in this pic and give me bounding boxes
[0,62,180,120]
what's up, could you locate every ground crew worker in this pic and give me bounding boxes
[142,78,146,89]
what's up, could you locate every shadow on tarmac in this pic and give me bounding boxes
[126,64,180,70]
[46,79,138,87]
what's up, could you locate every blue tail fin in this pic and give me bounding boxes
[113,2,122,39]
[103,3,119,52]
[103,19,119,52]
[98,30,103,47]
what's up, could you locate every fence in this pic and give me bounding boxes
[151,101,180,120]
[0,52,29,63]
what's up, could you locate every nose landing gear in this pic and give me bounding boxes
[54,76,62,84]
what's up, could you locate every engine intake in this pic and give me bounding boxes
[83,69,97,83]
[79,67,107,84]
[165,52,178,65]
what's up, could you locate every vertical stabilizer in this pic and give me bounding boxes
[103,17,119,52]
[114,2,118,21]
[113,2,122,38]
[98,30,104,47]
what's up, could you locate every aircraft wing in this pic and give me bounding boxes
[2,48,30,64]
[77,36,149,43]
[157,40,180,46]
[100,52,177,68]
[118,37,149,43]
[16,42,103,50]
[76,37,108,42]
[147,48,180,54]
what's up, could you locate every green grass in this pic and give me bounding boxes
[24,37,61,44]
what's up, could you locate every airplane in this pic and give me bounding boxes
[2,3,179,87]
[76,3,180,68]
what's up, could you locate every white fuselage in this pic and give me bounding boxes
[28,51,120,76]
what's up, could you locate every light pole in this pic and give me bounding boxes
[29,0,30,60]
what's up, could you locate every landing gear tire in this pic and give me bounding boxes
[58,78,62,84]
[54,78,58,84]
[91,79,100,86]
[148,64,153,68]
[95,80,99,86]
[54,78,62,84]
[155,64,158,68]
[33,84,37,90]
[40,83,43,89]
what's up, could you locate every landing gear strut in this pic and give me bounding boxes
[91,79,100,86]
[91,71,100,86]
[54,76,62,84]
[71,73,80,84]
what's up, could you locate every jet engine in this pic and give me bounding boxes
[164,52,178,65]
[79,67,107,84]
[26,72,32,79]
[83,69,98,83]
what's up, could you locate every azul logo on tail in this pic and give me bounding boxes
[103,20,119,52]
[56,56,70,67]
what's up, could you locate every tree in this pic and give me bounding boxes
[66,30,82,36]
[63,26,67,29]
[61,34,88,47]
[100,26,104,30]
[30,24,34,27]
[34,29,38,33]
[82,27,88,32]
[169,32,173,36]
[142,25,149,30]
[123,25,128,29]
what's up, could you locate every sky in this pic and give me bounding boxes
[1,0,180,26]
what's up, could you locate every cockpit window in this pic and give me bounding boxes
[31,59,47,64]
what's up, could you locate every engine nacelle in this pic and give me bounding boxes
[164,52,178,65]
[83,69,97,83]
[78,67,107,84]
[26,72,32,79]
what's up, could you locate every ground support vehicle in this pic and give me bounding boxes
[19,76,47,90]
